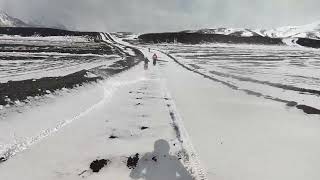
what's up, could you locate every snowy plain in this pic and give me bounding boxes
[150,43,320,114]
[158,50,320,180]
[0,51,205,180]
[1,32,320,180]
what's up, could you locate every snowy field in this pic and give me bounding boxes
[0,35,122,83]
[0,51,206,180]
[1,32,320,180]
[159,53,320,180]
[148,43,320,115]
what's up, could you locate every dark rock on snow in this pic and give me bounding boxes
[127,153,139,169]
[90,159,111,173]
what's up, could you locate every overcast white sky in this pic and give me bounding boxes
[0,0,319,32]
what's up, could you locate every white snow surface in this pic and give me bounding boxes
[153,43,320,113]
[159,53,320,180]
[1,34,320,180]
[0,50,206,180]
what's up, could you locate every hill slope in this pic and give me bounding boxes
[0,11,29,27]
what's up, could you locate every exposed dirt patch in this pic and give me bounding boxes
[169,111,182,143]
[129,91,146,95]
[141,126,149,130]
[0,157,7,163]
[90,159,111,173]
[296,105,320,115]
[287,101,298,107]
[127,153,139,169]
[152,156,157,162]
[109,135,119,139]
[0,70,101,106]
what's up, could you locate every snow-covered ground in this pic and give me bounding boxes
[1,33,320,180]
[149,43,320,114]
[159,52,320,180]
[0,34,121,83]
[0,52,205,180]
[0,52,120,83]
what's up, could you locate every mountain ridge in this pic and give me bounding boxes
[182,21,320,40]
[0,11,67,30]
[0,10,29,27]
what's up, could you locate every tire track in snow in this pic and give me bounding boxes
[156,54,208,180]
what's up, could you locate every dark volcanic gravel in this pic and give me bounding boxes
[0,70,101,106]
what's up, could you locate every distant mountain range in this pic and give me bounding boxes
[182,21,320,40]
[0,11,67,30]
[1,10,320,41]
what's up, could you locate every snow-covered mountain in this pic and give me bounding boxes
[184,21,320,40]
[259,21,320,39]
[0,11,29,27]
[182,28,261,37]
[0,11,67,30]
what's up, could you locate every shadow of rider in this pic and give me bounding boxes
[130,139,193,180]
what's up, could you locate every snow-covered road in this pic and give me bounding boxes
[0,51,205,180]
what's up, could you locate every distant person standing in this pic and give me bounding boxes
[144,57,150,70]
[152,53,158,66]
